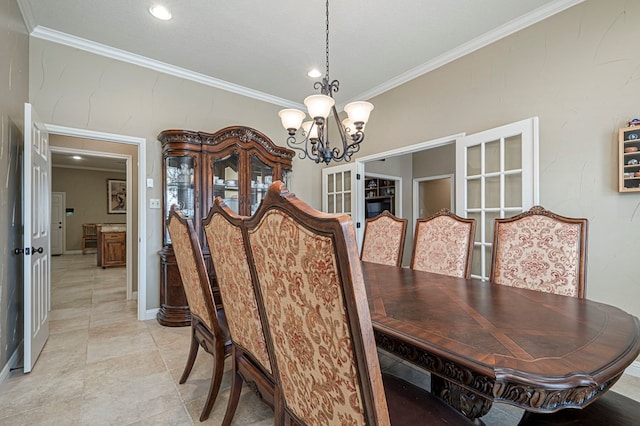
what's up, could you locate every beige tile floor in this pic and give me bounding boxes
[0,253,638,425]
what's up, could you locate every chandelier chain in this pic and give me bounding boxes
[325,0,330,79]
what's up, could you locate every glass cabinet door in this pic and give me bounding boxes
[250,155,273,215]
[165,156,195,243]
[212,153,240,214]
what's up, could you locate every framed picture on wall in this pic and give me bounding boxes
[107,179,126,214]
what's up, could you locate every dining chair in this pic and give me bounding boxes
[81,223,98,254]
[410,208,476,278]
[244,181,473,425]
[203,198,275,425]
[166,205,232,422]
[360,210,408,267]
[490,205,588,298]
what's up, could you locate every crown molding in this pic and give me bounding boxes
[347,0,586,104]
[16,0,36,33]
[30,26,304,110]
[52,164,126,173]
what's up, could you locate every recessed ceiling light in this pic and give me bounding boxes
[307,68,322,78]
[149,5,172,21]
[72,155,82,160]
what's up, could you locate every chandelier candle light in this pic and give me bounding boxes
[278,0,373,164]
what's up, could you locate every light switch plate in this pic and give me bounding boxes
[149,199,161,209]
[146,178,154,188]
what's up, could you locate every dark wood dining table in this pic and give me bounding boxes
[361,261,640,423]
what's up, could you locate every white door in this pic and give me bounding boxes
[456,117,539,281]
[23,103,50,373]
[51,192,65,255]
[321,162,365,246]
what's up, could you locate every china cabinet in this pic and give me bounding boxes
[157,126,294,326]
[619,126,640,192]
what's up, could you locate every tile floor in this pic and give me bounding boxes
[0,253,639,425]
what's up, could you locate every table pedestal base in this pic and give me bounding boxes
[431,375,492,424]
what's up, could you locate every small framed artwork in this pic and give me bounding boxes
[107,179,126,214]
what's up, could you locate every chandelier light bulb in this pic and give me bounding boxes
[344,101,374,128]
[302,121,319,140]
[304,94,335,120]
[278,109,306,133]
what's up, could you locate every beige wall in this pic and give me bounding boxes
[353,0,640,320]
[0,0,29,371]
[52,168,127,249]
[29,38,314,311]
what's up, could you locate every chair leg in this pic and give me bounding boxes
[179,328,199,384]
[222,351,243,426]
[200,344,227,421]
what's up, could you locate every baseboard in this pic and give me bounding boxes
[63,250,83,255]
[144,308,159,321]
[0,342,23,388]
[131,291,138,300]
[626,360,640,378]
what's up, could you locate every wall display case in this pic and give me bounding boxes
[364,177,396,218]
[158,126,294,326]
[619,126,640,192]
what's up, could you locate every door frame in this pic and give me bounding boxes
[44,124,148,321]
[412,173,454,236]
[51,191,66,255]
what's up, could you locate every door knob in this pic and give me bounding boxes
[32,247,44,254]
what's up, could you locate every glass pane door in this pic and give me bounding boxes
[213,153,240,213]
[165,156,195,243]
[250,155,273,215]
[456,118,539,280]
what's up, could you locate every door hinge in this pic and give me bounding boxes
[356,222,361,228]
[356,174,361,180]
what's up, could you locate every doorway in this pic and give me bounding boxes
[412,174,454,234]
[45,124,148,321]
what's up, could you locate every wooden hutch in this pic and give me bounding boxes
[157,126,294,326]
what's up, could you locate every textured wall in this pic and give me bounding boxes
[0,0,29,372]
[29,38,305,311]
[51,168,126,250]
[356,0,640,319]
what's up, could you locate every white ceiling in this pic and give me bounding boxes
[18,0,583,110]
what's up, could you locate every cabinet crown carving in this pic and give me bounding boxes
[158,126,294,160]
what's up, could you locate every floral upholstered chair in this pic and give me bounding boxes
[244,181,473,426]
[203,198,274,425]
[490,205,588,298]
[411,208,476,279]
[360,210,408,267]
[166,206,231,422]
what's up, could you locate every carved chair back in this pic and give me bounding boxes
[203,199,275,423]
[411,209,476,278]
[360,210,408,267]
[166,205,231,421]
[490,206,588,298]
[245,181,391,425]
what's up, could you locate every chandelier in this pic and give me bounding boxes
[278,0,374,165]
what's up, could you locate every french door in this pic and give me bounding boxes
[321,162,365,246]
[456,117,539,280]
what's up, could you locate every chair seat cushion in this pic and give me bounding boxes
[518,391,640,425]
[382,373,473,425]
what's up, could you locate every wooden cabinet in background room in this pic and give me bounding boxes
[364,177,396,218]
[157,126,294,327]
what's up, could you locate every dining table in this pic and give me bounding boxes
[361,261,640,423]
